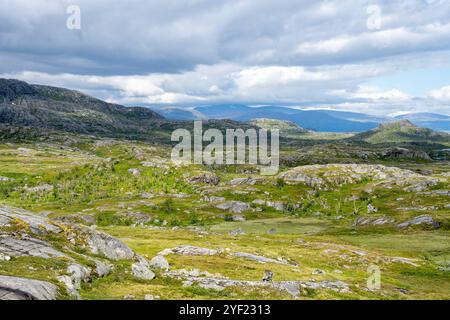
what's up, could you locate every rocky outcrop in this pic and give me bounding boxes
[0,206,61,234]
[189,173,220,185]
[229,178,258,186]
[215,201,250,213]
[0,275,58,300]
[252,199,284,211]
[404,179,439,192]
[278,164,421,186]
[233,252,294,266]
[132,256,155,280]
[0,236,67,259]
[0,205,147,299]
[353,216,395,227]
[140,161,169,169]
[160,245,220,256]
[57,264,92,298]
[149,255,170,271]
[397,215,441,229]
[79,227,135,260]
[382,147,431,160]
[165,270,349,298]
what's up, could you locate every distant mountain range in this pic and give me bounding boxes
[151,105,450,133]
[1,78,448,142]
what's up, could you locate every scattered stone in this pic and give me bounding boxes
[252,199,266,205]
[0,275,58,300]
[266,201,284,211]
[367,204,378,213]
[0,253,11,261]
[312,269,326,275]
[229,228,245,236]
[418,190,450,196]
[204,196,226,203]
[128,168,141,176]
[173,275,349,298]
[140,192,155,199]
[140,161,168,169]
[24,184,54,193]
[144,294,160,300]
[231,215,246,222]
[123,294,135,300]
[262,270,274,282]
[120,211,152,224]
[0,176,14,182]
[267,228,277,235]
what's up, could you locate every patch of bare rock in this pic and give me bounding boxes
[0,275,58,300]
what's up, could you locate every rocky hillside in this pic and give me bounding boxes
[351,120,450,145]
[0,79,257,143]
[249,118,308,133]
[0,79,171,139]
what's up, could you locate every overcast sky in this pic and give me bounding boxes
[1,0,450,115]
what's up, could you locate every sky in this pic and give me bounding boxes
[1,0,450,116]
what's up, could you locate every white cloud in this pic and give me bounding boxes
[429,85,450,101]
[338,85,411,101]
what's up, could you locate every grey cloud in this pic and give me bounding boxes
[1,0,450,75]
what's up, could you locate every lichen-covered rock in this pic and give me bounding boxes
[0,206,61,234]
[132,256,155,280]
[0,236,67,259]
[57,263,91,298]
[0,275,58,300]
[81,227,135,260]
[149,255,170,271]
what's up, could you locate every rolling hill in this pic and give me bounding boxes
[351,120,450,144]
